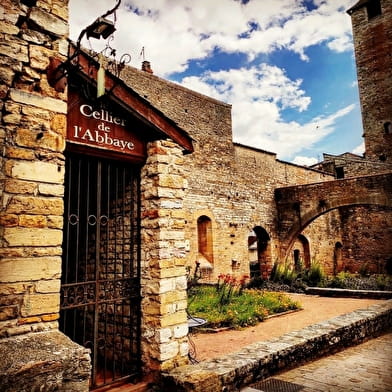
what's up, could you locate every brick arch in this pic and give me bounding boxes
[275,173,392,261]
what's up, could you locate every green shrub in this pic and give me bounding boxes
[359,263,370,277]
[270,262,282,282]
[376,274,392,290]
[328,271,353,288]
[270,262,298,284]
[304,259,325,286]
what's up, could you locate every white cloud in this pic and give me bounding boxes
[68,0,358,160]
[181,65,355,159]
[292,156,319,166]
[352,142,365,155]
[69,0,354,76]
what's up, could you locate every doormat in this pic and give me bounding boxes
[249,378,304,392]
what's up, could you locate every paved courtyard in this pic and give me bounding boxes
[243,331,392,392]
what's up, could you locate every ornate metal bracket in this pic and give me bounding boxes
[47,0,130,92]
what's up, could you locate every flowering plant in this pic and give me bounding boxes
[216,274,249,307]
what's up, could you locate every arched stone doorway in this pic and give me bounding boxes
[249,227,272,279]
[291,234,311,270]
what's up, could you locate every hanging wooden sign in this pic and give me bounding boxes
[67,90,146,162]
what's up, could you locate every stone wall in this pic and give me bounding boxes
[140,140,190,377]
[0,330,91,392]
[276,173,391,239]
[184,144,334,281]
[0,0,68,343]
[340,205,392,273]
[0,1,91,391]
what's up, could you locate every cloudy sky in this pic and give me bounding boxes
[69,0,364,165]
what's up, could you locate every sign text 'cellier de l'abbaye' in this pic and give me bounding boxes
[67,90,146,162]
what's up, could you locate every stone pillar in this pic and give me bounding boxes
[0,1,90,390]
[140,139,189,378]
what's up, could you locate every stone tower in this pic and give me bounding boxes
[348,0,392,163]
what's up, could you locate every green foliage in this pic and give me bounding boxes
[359,263,370,277]
[328,271,353,288]
[376,275,390,290]
[324,272,392,290]
[270,262,298,284]
[188,285,300,329]
[305,259,326,286]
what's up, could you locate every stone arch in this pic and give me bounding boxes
[249,226,272,279]
[282,194,392,262]
[276,174,392,264]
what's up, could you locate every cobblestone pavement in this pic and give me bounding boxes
[243,331,392,392]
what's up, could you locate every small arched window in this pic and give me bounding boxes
[293,249,301,270]
[197,215,213,262]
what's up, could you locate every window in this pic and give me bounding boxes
[335,166,344,179]
[379,154,387,162]
[384,121,391,134]
[293,249,301,271]
[367,0,382,20]
[21,0,37,5]
[197,215,213,262]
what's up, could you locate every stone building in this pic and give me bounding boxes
[309,0,392,273]
[0,0,391,391]
[314,0,392,177]
[311,152,391,178]
[348,0,392,164]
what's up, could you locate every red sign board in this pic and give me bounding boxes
[67,91,146,161]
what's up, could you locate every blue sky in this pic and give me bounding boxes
[69,0,364,165]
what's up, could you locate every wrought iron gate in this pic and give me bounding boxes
[60,153,142,389]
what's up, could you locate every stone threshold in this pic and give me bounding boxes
[162,299,392,392]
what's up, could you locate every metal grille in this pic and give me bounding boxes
[60,153,142,389]
[250,378,304,392]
